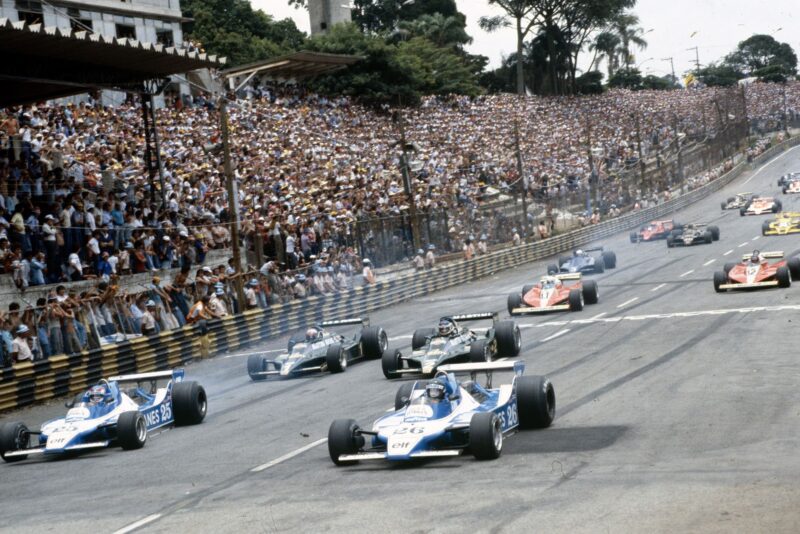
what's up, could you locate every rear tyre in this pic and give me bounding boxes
[558,256,571,268]
[547,264,559,275]
[774,200,783,212]
[522,284,536,295]
[328,419,363,466]
[469,339,491,363]
[507,293,523,316]
[494,321,521,357]
[173,381,207,425]
[666,236,675,248]
[326,344,347,373]
[568,289,584,311]
[630,231,639,243]
[411,328,436,351]
[117,411,147,450]
[740,207,746,216]
[0,422,30,462]
[777,266,791,288]
[360,326,388,359]
[470,412,502,460]
[713,271,727,293]
[703,230,713,244]
[394,382,416,411]
[517,375,556,429]
[247,354,267,381]
[601,251,616,268]
[762,221,770,236]
[582,280,599,304]
[788,257,800,280]
[723,262,737,274]
[382,349,402,379]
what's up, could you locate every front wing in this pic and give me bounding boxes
[719,280,779,290]
[510,304,570,315]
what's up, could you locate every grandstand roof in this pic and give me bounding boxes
[0,18,226,107]
[221,51,361,81]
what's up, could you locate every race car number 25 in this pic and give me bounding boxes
[143,404,172,427]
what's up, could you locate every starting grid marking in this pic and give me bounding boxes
[522,304,800,329]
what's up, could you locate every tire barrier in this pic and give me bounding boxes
[1,135,796,412]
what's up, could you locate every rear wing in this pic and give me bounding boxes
[438,360,524,388]
[741,251,783,261]
[583,246,604,253]
[108,369,184,383]
[450,312,498,323]
[553,273,581,281]
[319,317,369,328]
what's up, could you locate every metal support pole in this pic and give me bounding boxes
[634,112,646,195]
[782,82,789,134]
[397,110,421,251]
[219,96,246,308]
[672,114,684,183]
[148,97,168,208]
[141,95,156,206]
[585,116,597,212]
[513,117,530,239]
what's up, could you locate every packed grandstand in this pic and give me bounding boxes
[0,79,797,365]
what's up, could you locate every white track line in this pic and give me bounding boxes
[540,329,570,342]
[590,312,607,319]
[723,249,734,256]
[223,349,283,359]
[389,335,412,341]
[518,323,536,329]
[742,144,800,184]
[251,438,328,473]
[738,242,749,248]
[752,235,761,241]
[617,297,639,308]
[703,259,716,266]
[680,269,695,278]
[113,514,163,534]
[650,283,666,292]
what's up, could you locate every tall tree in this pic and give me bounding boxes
[479,1,540,95]
[610,12,647,68]
[398,13,472,49]
[725,34,798,77]
[590,31,621,80]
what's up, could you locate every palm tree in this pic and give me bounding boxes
[589,31,621,80]
[399,13,472,49]
[611,12,648,69]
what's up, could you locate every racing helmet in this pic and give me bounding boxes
[438,317,456,337]
[575,249,585,256]
[541,276,558,289]
[425,381,446,402]
[305,327,320,341]
[750,250,762,263]
[88,385,107,406]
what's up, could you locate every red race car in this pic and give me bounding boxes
[507,273,599,315]
[630,220,676,243]
[713,250,800,292]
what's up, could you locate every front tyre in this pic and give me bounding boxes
[507,293,523,316]
[776,266,791,288]
[0,422,30,462]
[382,349,402,379]
[469,339,492,363]
[394,382,416,411]
[568,289,584,311]
[582,280,599,304]
[494,321,521,357]
[713,271,727,293]
[411,328,437,351]
[360,326,388,359]
[247,354,267,381]
[517,375,556,429]
[328,419,363,466]
[173,381,207,425]
[118,411,147,450]
[470,412,502,460]
[326,344,347,373]
[601,251,617,268]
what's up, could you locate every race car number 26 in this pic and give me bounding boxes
[496,402,519,430]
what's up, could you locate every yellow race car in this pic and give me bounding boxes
[762,212,800,236]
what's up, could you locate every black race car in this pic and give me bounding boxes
[247,318,388,380]
[667,223,720,247]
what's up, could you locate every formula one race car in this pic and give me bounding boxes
[739,196,781,216]
[0,369,206,463]
[713,250,800,293]
[782,179,800,194]
[328,360,555,464]
[381,313,520,379]
[547,247,617,274]
[247,318,388,380]
[630,220,676,242]
[778,172,800,187]
[666,223,720,247]
[762,212,800,236]
[721,192,754,211]
[507,273,599,315]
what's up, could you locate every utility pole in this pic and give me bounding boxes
[661,57,676,85]
[218,96,245,310]
[396,109,422,251]
[686,46,700,73]
[513,117,530,240]
[634,112,646,195]
[782,81,789,134]
[585,116,598,212]
[672,114,684,184]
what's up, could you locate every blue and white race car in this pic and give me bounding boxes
[547,247,617,275]
[0,369,206,463]
[327,361,555,464]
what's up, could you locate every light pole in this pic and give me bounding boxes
[661,57,676,85]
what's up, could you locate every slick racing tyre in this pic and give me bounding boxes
[470,412,503,460]
[776,266,791,288]
[382,349,402,379]
[558,256,571,268]
[469,339,492,363]
[601,251,617,268]
[395,381,417,411]
[568,289,584,311]
[630,231,639,243]
[723,262,737,275]
[507,293,523,316]
[0,422,30,462]
[713,271,727,293]
[411,328,437,351]
[118,411,147,450]
[360,326,388,359]
[547,264,559,275]
[788,257,800,280]
[703,231,713,244]
[522,284,536,295]
[582,280,599,304]
[762,221,770,236]
[328,419,364,466]
[247,354,268,381]
[774,200,782,213]
[173,381,208,425]
[666,236,675,248]
[494,320,521,357]
[326,344,347,373]
[708,226,720,241]
[516,375,556,429]
[593,257,605,273]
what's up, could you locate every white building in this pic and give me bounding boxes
[308,0,351,35]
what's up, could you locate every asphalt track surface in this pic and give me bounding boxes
[4,148,800,533]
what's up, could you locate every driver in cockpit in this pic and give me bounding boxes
[540,276,562,290]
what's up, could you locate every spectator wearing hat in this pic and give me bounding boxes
[140,300,158,336]
[425,245,436,270]
[208,284,229,317]
[11,324,34,363]
[477,235,488,256]
[244,279,259,310]
[362,258,376,286]
[412,249,425,271]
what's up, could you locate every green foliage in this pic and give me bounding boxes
[575,71,604,94]
[183,0,305,65]
[754,64,789,83]
[725,34,797,77]
[696,62,741,87]
[641,74,673,90]
[608,67,642,89]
